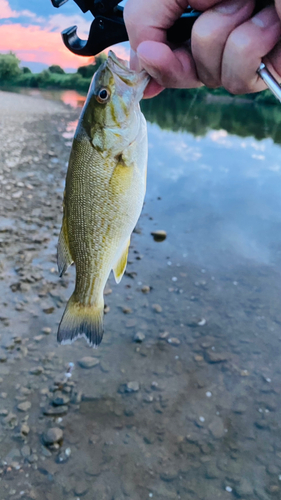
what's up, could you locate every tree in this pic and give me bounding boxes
[0,52,21,81]
[22,67,31,74]
[77,52,107,78]
[48,65,65,74]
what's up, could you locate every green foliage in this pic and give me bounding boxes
[77,52,107,79]
[77,64,96,79]
[22,66,31,74]
[0,52,21,81]
[48,64,65,74]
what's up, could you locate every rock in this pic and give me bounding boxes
[43,405,68,416]
[21,445,31,458]
[43,427,63,445]
[0,352,7,363]
[56,447,71,463]
[167,337,181,346]
[266,485,280,495]
[134,332,145,343]
[267,464,280,476]
[159,331,169,339]
[143,395,154,403]
[160,470,178,482]
[151,230,167,242]
[208,417,225,439]
[17,401,31,412]
[30,366,44,375]
[0,409,8,416]
[52,391,70,406]
[152,304,162,313]
[141,285,151,294]
[234,478,254,497]
[206,462,220,479]
[122,306,132,314]
[125,381,139,393]
[78,357,100,369]
[74,481,88,496]
[20,423,30,435]
[42,327,51,335]
[41,446,52,458]
[34,335,44,342]
[205,350,228,363]
[232,401,247,414]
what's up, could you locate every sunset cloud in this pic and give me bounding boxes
[0,0,129,70]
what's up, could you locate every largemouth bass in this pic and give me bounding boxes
[57,51,149,347]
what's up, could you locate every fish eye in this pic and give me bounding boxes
[96,88,110,103]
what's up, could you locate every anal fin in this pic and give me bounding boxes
[58,217,73,277]
[113,239,130,284]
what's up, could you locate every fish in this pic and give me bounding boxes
[57,51,149,347]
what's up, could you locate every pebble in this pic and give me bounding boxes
[78,357,100,369]
[20,424,30,435]
[74,481,88,496]
[0,409,8,416]
[208,417,225,439]
[34,335,44,342]
[141,285,151,294]
[43,405,68,416]
[43,427,63,445]
[17,401,31,412]
[56,448,71,463]
[21,445,31,458]
[122,306,132,314]
[159,331,169,339]
[52,391,70,406]
[125,381,139,393]
[30,366,44,375]
[134,332,145,343]
[151,230,167,242]
[42,327,52,334]
[234,478,254,497]
[152,304,162,313]
[167,337,181,346]
[205,350,228,363]
[0,352,7,363]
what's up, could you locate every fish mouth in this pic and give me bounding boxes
[107,50,150,96]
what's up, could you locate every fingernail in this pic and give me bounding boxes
[252,6,279,28]
[215,0,244,15]
[130,48,143,71]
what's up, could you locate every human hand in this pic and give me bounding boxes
[124,0,281,98]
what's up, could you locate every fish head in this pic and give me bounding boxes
[80,51,149,152]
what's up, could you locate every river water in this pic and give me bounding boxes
[0,87,281,500]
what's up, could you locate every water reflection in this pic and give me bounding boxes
[142,89,281,144]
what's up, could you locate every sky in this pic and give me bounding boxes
[0,0,128,72]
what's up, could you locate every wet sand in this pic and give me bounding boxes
[1,90,281,500]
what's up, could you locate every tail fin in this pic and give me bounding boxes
[57,294,104,347]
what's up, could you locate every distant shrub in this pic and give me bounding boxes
[0,52,21,81]
[48,65,65,74]
[77,52,107,79]
[22,66,32,74]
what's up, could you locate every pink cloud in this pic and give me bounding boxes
[0,22,129,69]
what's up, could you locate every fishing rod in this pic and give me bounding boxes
[50,0,281,103]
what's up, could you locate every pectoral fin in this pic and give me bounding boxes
[113,239,130,284]
[57,218,73,277]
